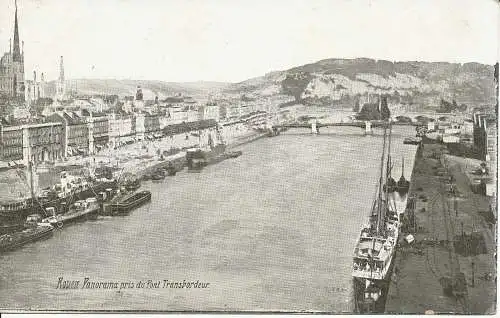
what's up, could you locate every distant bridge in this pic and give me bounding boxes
[273,120,418,134]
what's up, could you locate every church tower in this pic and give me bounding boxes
[12,0,24,100]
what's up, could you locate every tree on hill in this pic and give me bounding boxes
[380,95,391,120]
[356,103,381,120]
[281,72,313,102]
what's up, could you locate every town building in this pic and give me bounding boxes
[473,112,497,162]
[83,111,109,153]
[26,121,64,162]
[143,112,162,140]
[0,120,63,165]
[47,112,90,157]
[24,71,45,106]
[108,113,135,149]
[0,1,25,100]
[0,123,24,162]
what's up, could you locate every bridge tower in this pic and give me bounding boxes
[311,121,318,134]
[364,121,373,135]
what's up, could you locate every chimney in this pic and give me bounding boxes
[33,70,36,82]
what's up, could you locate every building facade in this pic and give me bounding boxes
[0,124,24,161]
[0,121,63,165]
[0,2,25,99]
[27,122,64,162]
[108,114,135,149]
[24,71,45,106]
[89,114,109,153]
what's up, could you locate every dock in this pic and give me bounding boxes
[385,142,496,314]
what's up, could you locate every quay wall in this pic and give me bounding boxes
[385,142,496,314]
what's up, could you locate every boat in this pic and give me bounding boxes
[151,169,166,181]
[124,179,141,191]
[352,123,401,311]
[107,190,151,215]
[0,166,117,231]
[186,148,207,172]
[226,150,243,159]
[403,137,421,145]
[267,126,280,137]
[166,164,178,176]
[0,215,54,252]
[42,198,100,226]
[396,157,410,195]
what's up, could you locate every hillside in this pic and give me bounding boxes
[225,58,497,111]
[43,79,230,101]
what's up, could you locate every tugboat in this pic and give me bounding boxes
[396,157,410,195]
[0,214,54,253]
[42,197,100,226]
[107,190,151,216]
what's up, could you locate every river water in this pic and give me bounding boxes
[0,125,416,312]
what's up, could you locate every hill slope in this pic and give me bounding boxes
[225,58,497,111]
[43,79,230,100]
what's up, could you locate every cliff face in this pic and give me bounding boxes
[225,58,497,111]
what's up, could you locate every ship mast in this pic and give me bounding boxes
[380,123,393,234]
[401,156,405,178]
[374,126,388,236]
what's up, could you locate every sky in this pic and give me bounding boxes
[0,0,498,83]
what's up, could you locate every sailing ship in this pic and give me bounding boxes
[352,123,401,311]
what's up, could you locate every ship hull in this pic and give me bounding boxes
[0,225,54,253]
[0,180,117,231]
[106,191,151,216]
[58,207,100,224]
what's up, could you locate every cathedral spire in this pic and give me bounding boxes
[12,0,21,62]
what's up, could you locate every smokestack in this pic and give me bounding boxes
[33,70,36,82]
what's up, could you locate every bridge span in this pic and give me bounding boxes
[273,121,418,134]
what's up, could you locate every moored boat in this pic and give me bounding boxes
[107,190,151,216]
[352,124,401,312]
[0,215,54,253]
[396,157,410,195]
[42,198,100,226]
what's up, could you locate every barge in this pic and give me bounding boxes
[105,191,151,216]
[0,215,54,253]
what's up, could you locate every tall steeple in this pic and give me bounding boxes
[12,0,21,62]
[59,56,65,82]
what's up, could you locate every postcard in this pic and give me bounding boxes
[0,0,497,314]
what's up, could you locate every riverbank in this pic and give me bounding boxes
[0,124,266,201]
[385,142,496,314]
